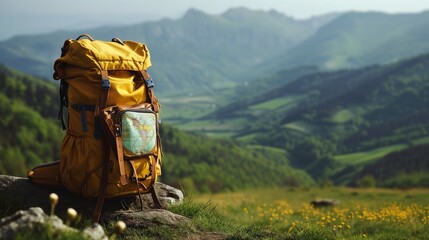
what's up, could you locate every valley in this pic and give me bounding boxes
[1,8,429,190]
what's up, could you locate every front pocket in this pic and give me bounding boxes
[120,109,158,157]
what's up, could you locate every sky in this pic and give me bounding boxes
[1,0,428,40]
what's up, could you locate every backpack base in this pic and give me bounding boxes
[27,161,64,188]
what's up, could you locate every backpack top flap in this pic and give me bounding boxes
[54,38,152,79]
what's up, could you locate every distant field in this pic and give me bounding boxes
[249,96,298,110]
[282,120,319,134]
[334,144,408,165]
[160,95,217,121]
[335,136,429,165]
[246,144,286,154]
[413,136,429,145]
[194,187,429,212]
[330,109,356,123]
[193,187,429,239]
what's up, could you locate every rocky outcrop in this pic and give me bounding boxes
[103,209,191,228]
[0,175,182,213]
[0,207,107,240]
[0,175,188,228]
[310,199,339,208]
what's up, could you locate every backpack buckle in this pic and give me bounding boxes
[101,79,111,90]
[145,78,154,88]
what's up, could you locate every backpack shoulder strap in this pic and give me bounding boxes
[140,70,159,113]
[92,70,111,223]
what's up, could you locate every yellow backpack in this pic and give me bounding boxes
[28,34,163,222]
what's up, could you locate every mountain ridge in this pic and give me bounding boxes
[0,7,333,96]
[253,10,429,78]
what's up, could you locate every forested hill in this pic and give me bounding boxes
[0,65,313,192]
[198,51,429,185]
[160,124,313,193]
[0,65,63,175]
[357,144,429,188]
[213,52,429,152]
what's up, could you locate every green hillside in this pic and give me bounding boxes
[0,65,313,192]
[199,52,429,184]
[356,144,429,188]
[2,8,429,189]
[0,8,334,97]
[255,11,429,78]
[160,124,313,193]
[214,52,429,148]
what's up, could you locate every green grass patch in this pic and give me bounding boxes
[334,144,408,165]
[412,136,429,145]
[249,96,297,110]
[15,223,87,240]
[175,118,247,132]
[283,121,316,134]
[246,144,286,154]
[235,132,260,142]
[330,109,355,123]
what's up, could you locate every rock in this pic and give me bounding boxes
[83,223,109,240]
[102,209,191,228]
[310,199,339,208]
[0,207,108,240]
[155,182,185,206]
[0,175,185,225]
[135,182,185,209]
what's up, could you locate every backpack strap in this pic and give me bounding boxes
[132,156,164,209]
[145,81,163,209]
[72,104,96,132]
[149,155,164,209]
[57,79,68,130]
[92,70,111,223]
[92,138,109,223]
[114,124,128,186]
[139,70,159,113]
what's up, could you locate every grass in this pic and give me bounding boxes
[15,224,87,240]
[249,96,297,110]
[283,121,316,134]
[174,118,247,133]
[330,109,356,123]
[192,187,429,239]
[412,136,429,145]
[334,144,408,165]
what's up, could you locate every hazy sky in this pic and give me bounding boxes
[1,0,428,40]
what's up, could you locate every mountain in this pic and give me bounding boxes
[0,8,335,97]
[254,11,429,78]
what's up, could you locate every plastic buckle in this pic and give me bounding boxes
[101,78,111,90]
[145,78,154,88]
[115,124,121,136]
